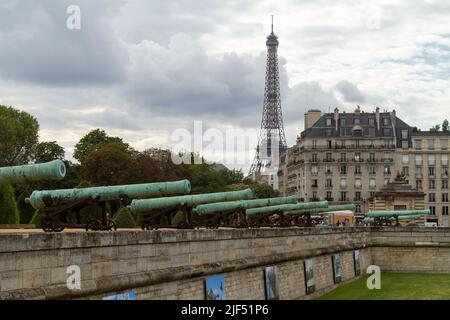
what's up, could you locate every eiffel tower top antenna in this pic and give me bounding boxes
[271,14,274,33]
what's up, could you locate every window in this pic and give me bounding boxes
[340,178,347,188]
[355,178,362,188]
[354,118,360,125]
[354,152,361,161]
[340,153,347,161]
[312,140,317,149]
[326,165,332,174]
[355,192,361,201]
[443,167,449,177]
[368,128,375,136]
[355,165,361,174]
[415,139,422,150]
[429,206,436,215]
[355,205,361,213]
[384,178,390,185]
[402,155,409,164]
[326,179,333,187]
[384,165,391,174]
[402,141,408,149]
[340,118,347,126]
[416,179,422,189]
[443,193,449,202]
[401,130,408,139]
[326,118,332,126]
[327,140,332,149]
[383,128,391,136]
[442,154,448,166]
[312,154,318,162]
[429,167,435,177]
[416,167,422,176]
[369,178,376,189]
[326,152,332,161]
[384,139,391,147]
[326,129,333,137]
[428,154,436,165]
[443,180,449,189]
[369,166,376,174]
[311,166,318,175]
[326,191,332,199]
[368,118,375,126]
[340,140,346,148]
[429,179,436,189]
[370,153,376,161]
[443,206,449,216]
[382,117,389,126]
[340,165,347,174]
[312,191,318,199]
[370,192,375,198]
[312,179,318,187]
[429,193,436,202]
[428,139,435,150]
[384,152,391,161]
[403,166,409,176]
[441,139,448,150]
[415,154,422,165]
[340,192,347,202]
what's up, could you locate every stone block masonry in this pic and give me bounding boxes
[0,227,449,300]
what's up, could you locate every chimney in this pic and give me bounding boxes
[304,109,322,131]
[375,107,380,131]
[334,108,339,131]
[390,109,396,127]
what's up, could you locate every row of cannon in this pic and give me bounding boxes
[0,160,357,232]
[4,160,428,231]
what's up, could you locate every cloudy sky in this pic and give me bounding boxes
[0,0,449,172]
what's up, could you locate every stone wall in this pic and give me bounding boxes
[0,227,449,300]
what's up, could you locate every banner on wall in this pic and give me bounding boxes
[102,291,137,300]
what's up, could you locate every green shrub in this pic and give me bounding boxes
[113,207,136,228]
[29,208,45,227]
[17,190,35,224]
[0,183,19,224]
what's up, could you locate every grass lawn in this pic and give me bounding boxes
[317,273,450,300]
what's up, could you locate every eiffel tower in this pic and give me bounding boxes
[248,16,287,182]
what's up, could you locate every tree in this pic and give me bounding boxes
[443,120,449,132]
[0,183,20,224]
[73,129,131,164]
[430,124,440,132]
[33,141,65,163]
[81,143,136,186]
[190,163,226,194]
[0,105,39,166]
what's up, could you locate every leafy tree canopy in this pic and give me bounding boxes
[73,129,131,164]
[0,105,39,166]
[33,141,65,163]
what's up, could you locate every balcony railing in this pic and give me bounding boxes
[325,197,334,201]
[323,158,336,162]
[309,198,321,202]
[381,158,394,163]
[354,171,362,175]
[325,171,333,175]
[339,198,350,202]
[367,158,378,163]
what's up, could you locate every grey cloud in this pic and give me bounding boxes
[0,0,128,85]
[335,80,366,103]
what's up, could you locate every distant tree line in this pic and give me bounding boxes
[0,105,278,227]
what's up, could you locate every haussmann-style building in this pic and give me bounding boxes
[278,106,450,226]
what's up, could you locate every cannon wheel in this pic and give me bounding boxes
[42,216,54,232]
[105,219,117,231]
[53,224,65,232]
[86,219,101,231]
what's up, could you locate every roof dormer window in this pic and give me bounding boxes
[326,118,332,126]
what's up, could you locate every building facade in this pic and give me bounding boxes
[278,107,450,226]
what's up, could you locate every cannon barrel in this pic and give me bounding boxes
[0,160,66,184]
[366,209,430,217]
[245,200,329,216]
[193,196,298,215]
[284,204,355,216]
[128,188,253,212]
[364,214,425,223]
[26,179,191,210]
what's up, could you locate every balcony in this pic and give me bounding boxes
[415,173,423,178]
[311,172,318,176]
[309,198,321,202]
[338,158,348,163]
[443,173,449,179]
[353,197,363,202]
[352,158,364,163]
[339,198,350,202]
[325,197,334,201]
[428,161,436,166]
[325,171,333,175]
[367,158,378,163]
[311,184,319,189]
[340,185,348,190]
[340,171,348,175]
[381,158,394,163]
[369,171,377,175]
[323,158,336,163]
[309,159,320,163]
[354,171,362,175]
[354,184,362,189]
[325,184,333,189]
[384,171,392,175]
[369,185,377,190]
